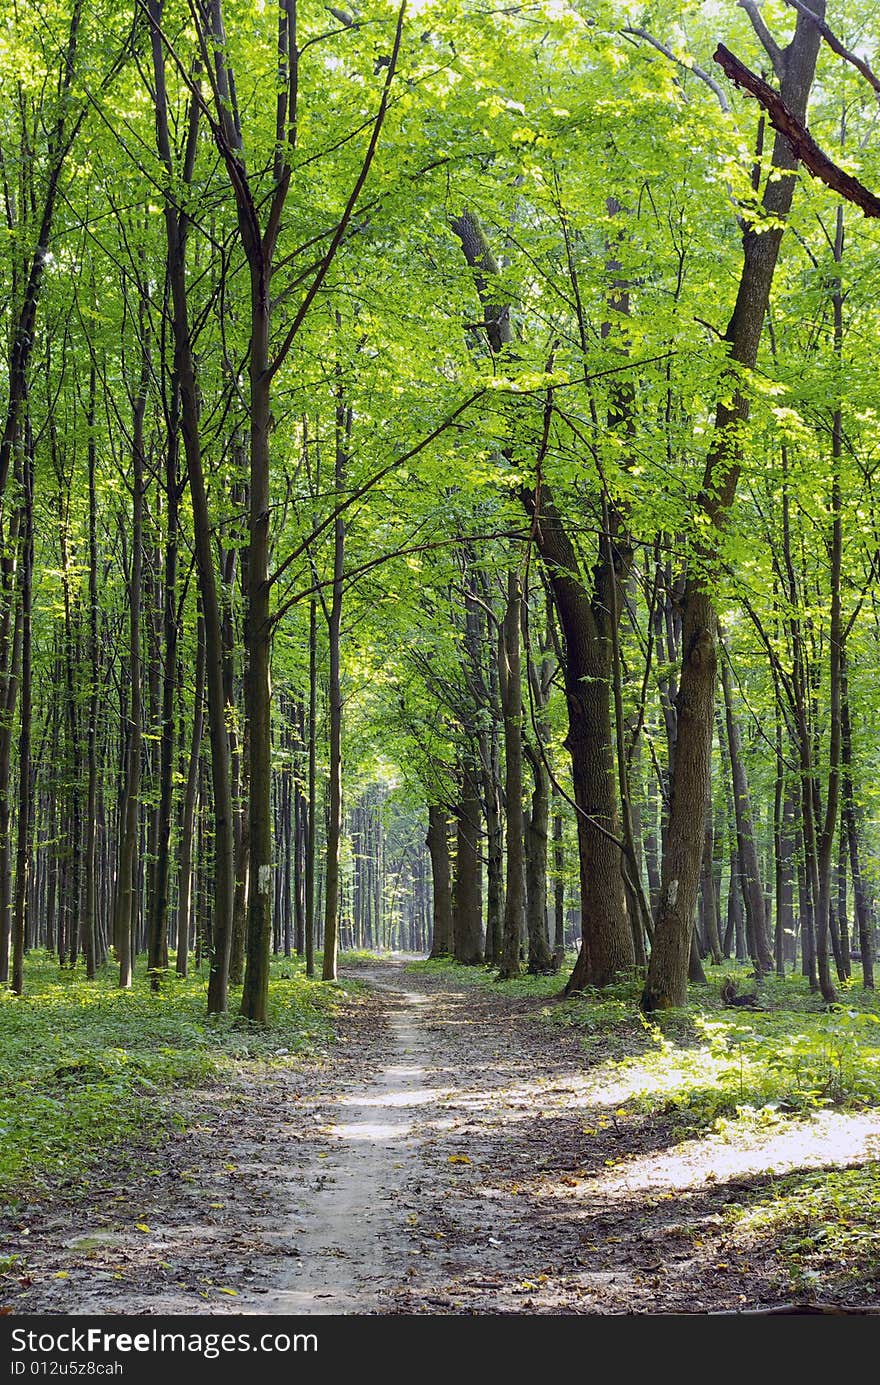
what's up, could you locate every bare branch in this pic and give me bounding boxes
[738,0,785,80]
[783,0,880,97]
[621,27,730,111]
[714,44,880,217]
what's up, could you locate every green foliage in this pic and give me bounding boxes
[407,955,576,999]
[543,966,880,1135]
[727,1164,880,1295]
[0,952,344,1204]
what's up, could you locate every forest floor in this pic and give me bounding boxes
[3,957,880,1315]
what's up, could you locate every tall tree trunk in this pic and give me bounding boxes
[0,504,21,984]
[452,210,632,988]
[499,569,526,979]
[114,308,148,990]
[841,648,874,988]
[773,703,787,977]
[552,811,565,968]
[321,394,349,983]
[812,222,845,1005]
[59,468,82,973]
[720,644,773,974]
[482,728,504,968]
[149,0,235,1012]
[305,596,317,978]
[642,6,823,1009]
[83,360,99,980]
[521,491,633,990]
[241,287,274,1018]
[835,818,850,981]
[176,615,205,977]
[148,375,180,990]
[11,427,33,994]
[452,760,483,964]
[426,805,453,957]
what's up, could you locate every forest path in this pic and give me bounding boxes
[6,958,880,1314]
[261,966,444,1313]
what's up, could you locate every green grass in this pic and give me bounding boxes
[727,1162,880,1295]
[527,962,880,1131]
[406,954,577,1000]
[637,969,880,1130]
[0,951,347,1206]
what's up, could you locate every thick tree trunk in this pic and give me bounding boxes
[426,805,453,957]
[642,588,717,1007]
[521,490,633,990]
[452,762,483,964]
[499,570,526,979]
[642,6,823,1009]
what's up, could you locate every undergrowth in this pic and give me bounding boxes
[409,959,880,1131]
[0,951,346,1205]
[411,955,880,1294]
[407,955,576,1000]
[540,964,880,1133]
[726,1162,880,1295]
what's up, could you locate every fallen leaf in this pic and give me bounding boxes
[448,1155,471,1165]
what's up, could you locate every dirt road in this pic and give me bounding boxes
[5,960,880,1314]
